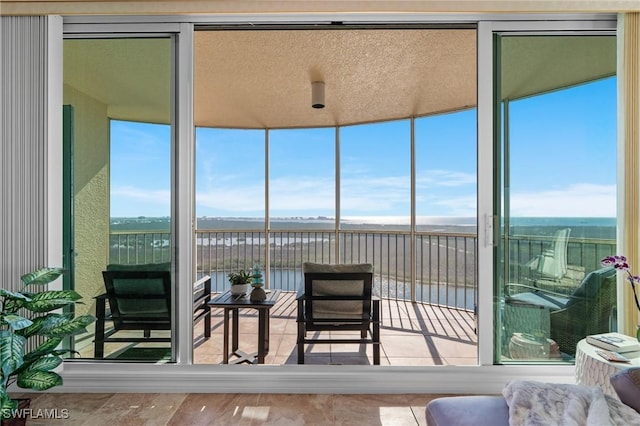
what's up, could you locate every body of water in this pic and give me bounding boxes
[204,269,475,311]
[113,215,615,237]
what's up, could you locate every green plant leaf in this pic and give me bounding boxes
[0,289,30,301]
[25,313,69,335]
[48,315,96,337]
[1,314,33,331]
[20,267,65,286]
[228,269,253,284]
[37,314,95,337]
[16,369,62,391]
[0,395,18,420]
[25,355,62,372]
[0,331,25,379]
[22,337,62,362]
[2,297,27,314]
[14,315,47,338]
[24,290,82,313]
[15,313,78,338]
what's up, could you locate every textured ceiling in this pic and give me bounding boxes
[63,29,615,130]
[64,38,172,124]
[500,35,616,100]
[194,29,477,129]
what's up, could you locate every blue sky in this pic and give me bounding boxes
[110,76,616,220]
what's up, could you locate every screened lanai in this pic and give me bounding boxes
[62,27,617,365]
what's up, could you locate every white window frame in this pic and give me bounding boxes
[57,13,616,394]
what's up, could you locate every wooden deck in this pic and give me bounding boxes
[195,292,477,366]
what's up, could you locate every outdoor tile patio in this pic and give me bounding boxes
[194,292,477,366]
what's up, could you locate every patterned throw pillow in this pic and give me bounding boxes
[610,367,640,413]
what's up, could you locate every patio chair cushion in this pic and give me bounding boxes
[297,262,379,364]
[610,367,640,414]
[303,262,373,318]
[302,262,373,274]
[566,266,614,307]
[303,263,374,318]
[312,278,366,318]
[507,291,569,311]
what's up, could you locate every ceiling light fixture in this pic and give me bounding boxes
[311,81,325,109]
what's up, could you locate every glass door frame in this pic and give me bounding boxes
[63,18,618,368]
[477,20,617,366]
[55,15,619,393]
[62,23,193,363]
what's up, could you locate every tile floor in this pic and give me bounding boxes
[83,292,477,365]
[194,292,478,366]
[16,391,456,425]
[8,295,477,425]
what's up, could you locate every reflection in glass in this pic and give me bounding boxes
[63,37,173,361]
[495,35,617,364]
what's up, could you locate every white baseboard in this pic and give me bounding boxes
[56,363,576,394]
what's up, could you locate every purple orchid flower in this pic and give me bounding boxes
[602,255,640,312]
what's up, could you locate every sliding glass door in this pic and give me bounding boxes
[63,37,174,361]
[494,34,617,363]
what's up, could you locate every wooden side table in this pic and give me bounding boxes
[208,289,281,364]
[575,338,640,396]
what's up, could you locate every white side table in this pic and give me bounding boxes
[575,338,640,397]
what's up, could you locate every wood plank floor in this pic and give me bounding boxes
[15,391,455,425]
[194,292,477,366]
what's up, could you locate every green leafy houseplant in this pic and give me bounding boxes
[227,269,252,286]
[228,269,253,296]
[0,268,95,420]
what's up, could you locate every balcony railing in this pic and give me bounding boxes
[109,231,171,265]
[109,229,616,314]
[507,234,616,284]
[194,229,478,310]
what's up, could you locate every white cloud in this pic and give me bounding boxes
[111,186,170,216]
[416,170,476,187]
[197,185,264,212]
[120,172,615,219]
[430,195,477,217]
[509,183,615,217]
[194,170,478,215]
[269,177,334,211]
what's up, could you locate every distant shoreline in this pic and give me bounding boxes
[110,216,616,239]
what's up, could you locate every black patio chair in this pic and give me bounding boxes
[94,263,212,358]
[296,262,380,365]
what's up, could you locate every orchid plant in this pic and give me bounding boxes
[601,255,640,313]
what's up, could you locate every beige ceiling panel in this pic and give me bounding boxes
[501,35,616,101]
[63,29,615,130]
[64,38,172,124]
[194,29,477,129]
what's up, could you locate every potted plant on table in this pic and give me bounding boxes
[0,267,95,425]
[228,269,252,296]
